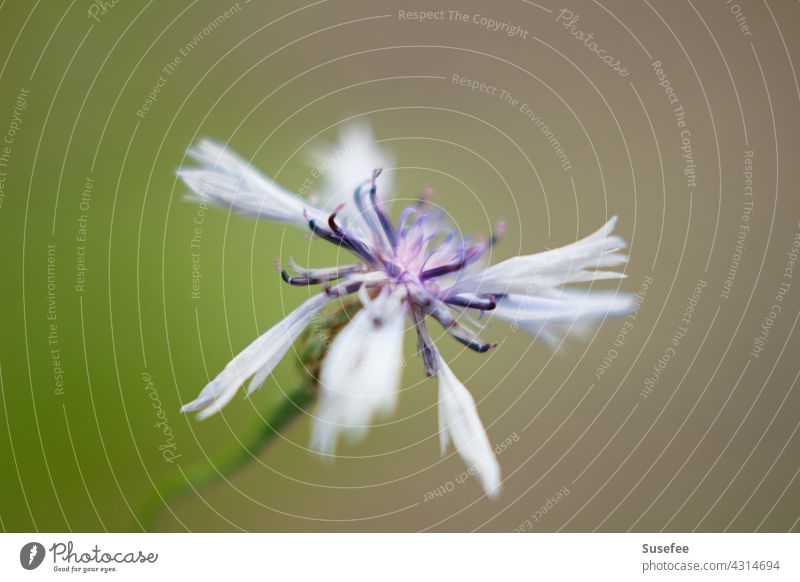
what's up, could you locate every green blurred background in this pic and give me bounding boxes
[1,0,799,532]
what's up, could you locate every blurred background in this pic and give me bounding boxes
[1,0,799,532]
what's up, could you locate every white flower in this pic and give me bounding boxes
[309,121,394,215]
[445,216,628,297]
[178,125,632,497]
[434,347,501,498]
[179,293,328,420]
[177,138,326,227]
[490,288,634,349]
[311,288,407,456]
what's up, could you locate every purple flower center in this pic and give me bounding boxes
[280,170,502,372]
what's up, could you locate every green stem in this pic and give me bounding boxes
[140,379,315,532]
[139,297,361,531]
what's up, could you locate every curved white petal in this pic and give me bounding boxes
[434,350,501,498]
[178,139,326,227]
[311,290,407,456]
[181,293,329,419]
[492,289,634,349]
[446,216,628,296]
[310,122,394,214]
[307,124,394,249]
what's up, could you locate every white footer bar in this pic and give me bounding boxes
[1,533,797,581]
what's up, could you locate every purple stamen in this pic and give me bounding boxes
[423,300,496,353]
[490,221,506,246]
[370,195,397,249]
[324,281,363,298]
[352,177,387,248]
[280,270,322,286]
[277,259,366,287]
[444,294,497,311]
[396,207,416,236]
[363,169,398,250]
[327,204,347,235]
[410,306,437,376]
[416,186,433,207]
[308,218,376,265]
[449,333,496,353]
[419,250,476,280]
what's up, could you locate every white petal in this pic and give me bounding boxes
[446,216,628,296]
[311,290,407,456]
[310,122,394,215]
[181,293,329,419]
[494,289,634,326]
[437,386,450,456]
[434,350,501,498]
[493,290,634,349]
[178,139,326,227]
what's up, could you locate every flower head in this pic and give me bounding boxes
[178,128,632,498]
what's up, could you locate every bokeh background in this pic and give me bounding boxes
[1,0,799,532]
